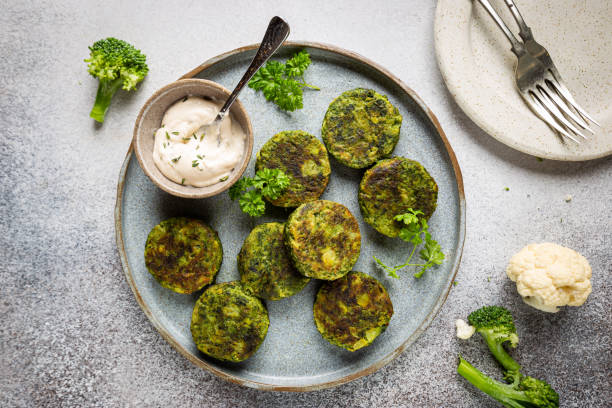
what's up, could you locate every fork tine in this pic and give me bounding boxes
[536,86,588,140]
[524,91,580,143]
[547,69,601,126]
[544,79,594,133]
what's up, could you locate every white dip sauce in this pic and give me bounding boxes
[152,96,246,187]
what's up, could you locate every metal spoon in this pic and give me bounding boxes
[202,16,290,142]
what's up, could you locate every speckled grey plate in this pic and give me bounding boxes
[115,42,465,391]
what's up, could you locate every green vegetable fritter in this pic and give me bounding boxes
[255,130,331,207]
[321,88,402,168]
[358,157,438,237]
[191,282,269,362]
[144,217,222,294]
[285,200,361,280]
[238,222,310,300]
[314,271,393,351]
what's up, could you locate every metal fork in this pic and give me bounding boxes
[477,0,599,143]
[503,0,600,129]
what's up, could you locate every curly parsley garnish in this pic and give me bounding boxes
[248,50,319,112]
[228,168,290,217]
[373,209,445,279]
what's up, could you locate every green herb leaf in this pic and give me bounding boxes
[249,60,285,97]
[219,176,229,182]
[166,131,170,140]
[284,49,311,77]
[191,160,199,167]
[253,168,291,199]
[400,222,422,245]
[180,178,185,185]
[373,208,445,279]
[229,178,253,201]
[394,209,423,226]
[421,235,444,265]
[275,79,304,111]
[171,131,179,135]
[238,190,266,217]
[248,50,318,111]
[171,156,181,163]
[373,256,399,279]
[228,169,290,217]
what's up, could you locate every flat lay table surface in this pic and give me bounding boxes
[1,1,609,407]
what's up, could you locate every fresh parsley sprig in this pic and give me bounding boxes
[373,209,445,279]
[229,168,290,217]
[248,50,319,112]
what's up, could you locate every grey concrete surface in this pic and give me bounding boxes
[0,1,610,407]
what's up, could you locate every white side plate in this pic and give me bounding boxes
[435,0,612,161]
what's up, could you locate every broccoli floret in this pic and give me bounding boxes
[458,357,559,408]
[468,305,521,376]
[458,306,559,407]
[84,38,148,123]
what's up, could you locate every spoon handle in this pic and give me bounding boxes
[217,16,290,119]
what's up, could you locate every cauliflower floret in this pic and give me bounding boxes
[455,319,475,339]
[506,243,592,313]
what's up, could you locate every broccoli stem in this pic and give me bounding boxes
[458,357,531,408]
[90,78,123,123]
[481,331,522,375]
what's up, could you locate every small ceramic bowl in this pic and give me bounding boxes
[133,79,254,199]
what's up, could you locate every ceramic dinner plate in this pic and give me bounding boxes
[435,0,612,161]
[115,42,465,391]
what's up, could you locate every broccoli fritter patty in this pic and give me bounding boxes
[285,200,361,281]
[255,130,331,207]
[190,281,269,362]
[144,217,222,294]
[238,222,310,300]
[321,88,402,169]
[358,157,438,237]
[314,271,393,351]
